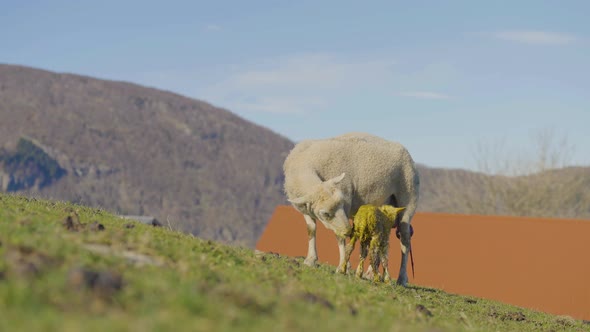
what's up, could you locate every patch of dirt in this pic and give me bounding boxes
[124,223,135,229]
[217,288,273,314]
[67,267,124,299]
[465,298,477,304]
[63,214,83,231]
[489,310,526,322]
[63,214,106,232]
[4,245,61,278]
[299,291,334,310]
[349,305,358,316]
[18,219,31,227]
[254,250,282,262]
[416,304,433,317]
[287,258,301,268]
[82,243,164,266]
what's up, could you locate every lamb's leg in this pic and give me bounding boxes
[369,235,381,282]
[364,254,381,280]
[364,262,375,280]
[382,243,391,283]
[303,214,318,267]
[356,243,368,278]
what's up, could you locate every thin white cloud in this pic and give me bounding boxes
[205,24,221,31]
[226,96,326,115]
[397,91,452,100]
[229,53,395,89]
[200,53,396,114]
[493,30,577,45]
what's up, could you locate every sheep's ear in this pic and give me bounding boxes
[288,196,311,213]
[288,196,308,205]
[327,172,346,185]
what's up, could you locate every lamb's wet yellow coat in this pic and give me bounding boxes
[341,205,405,283]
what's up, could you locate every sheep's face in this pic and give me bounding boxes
[313,187,350,238]
[289,173,351,238]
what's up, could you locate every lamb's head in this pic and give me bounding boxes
[288,173,351,238]
[379,205,406,227]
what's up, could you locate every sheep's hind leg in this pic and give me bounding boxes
[395,185,418,287]
[303,215,318,267]
[396,222,412,286]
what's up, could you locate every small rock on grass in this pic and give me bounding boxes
[68,267,124,298]
[63,214,106,232]
[300,292,334,310]
[416,304,433,317]
[63,215,82,231]
[88,221,105,232]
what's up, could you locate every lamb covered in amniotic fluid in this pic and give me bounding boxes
[342,204,406,283]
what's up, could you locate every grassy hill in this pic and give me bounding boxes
[0,64,293,248]
[1,193,587,332]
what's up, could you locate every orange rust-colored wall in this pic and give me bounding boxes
[256,206,590,320]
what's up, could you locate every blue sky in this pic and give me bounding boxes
[1,1,589,171]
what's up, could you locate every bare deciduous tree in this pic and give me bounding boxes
[469,128,582,218]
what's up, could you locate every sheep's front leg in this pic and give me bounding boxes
[335,235,347,273]
[338,236,357,274]
[303,215,318,267]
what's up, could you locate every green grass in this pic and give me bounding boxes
[0,193,587,332]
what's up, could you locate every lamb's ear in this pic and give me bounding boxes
[327,172,346,185]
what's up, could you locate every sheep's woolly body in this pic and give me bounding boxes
[283,132,420,285]
[344,205,405,282]
[284,132,419,216]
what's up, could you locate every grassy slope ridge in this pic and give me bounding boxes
[0,64,293,248]
[0,193,587,332]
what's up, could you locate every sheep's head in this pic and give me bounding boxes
[288,173,351,238]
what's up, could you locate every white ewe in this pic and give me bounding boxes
[283,132,420,286]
